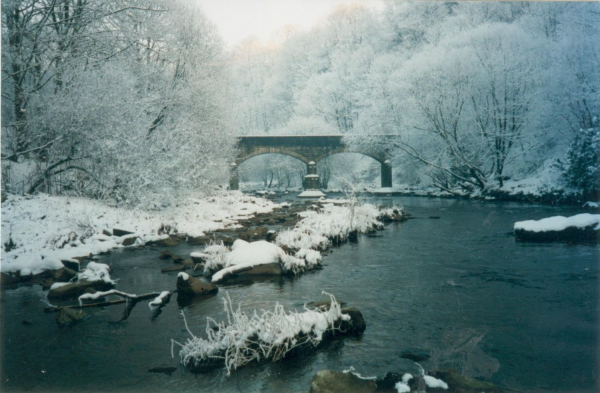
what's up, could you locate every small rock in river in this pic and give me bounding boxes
[56,308,88,326]
[310,370,376,393]
[176,273,218,297]
[148,367,177,376]
[161,264,186,273]
[400,350,431,362]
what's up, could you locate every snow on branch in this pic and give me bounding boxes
[172,292,350,375]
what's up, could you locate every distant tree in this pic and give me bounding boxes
[558,124,600,199]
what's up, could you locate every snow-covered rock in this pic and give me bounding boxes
[176,272,218,297]
[211,240,287,283]
[515,213,600,242]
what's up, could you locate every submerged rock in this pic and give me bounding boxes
[431,369,504,393]
[159,251,180,260]
[400,350,431,362]
[161,264,186,273]
[56,308,88,326]
[148,367,177,376]
[176,272,218,297]
[310,370,376,393]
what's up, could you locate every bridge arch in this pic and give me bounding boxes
[235,148,311,166]
[313,151,392,189]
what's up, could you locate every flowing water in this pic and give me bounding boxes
[1,196,598,392]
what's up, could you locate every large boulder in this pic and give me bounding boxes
[47,279,114,299]
[161,264,186,273]
[310,370,376,393]
[514,214,600,243]
[176,273,218,297]
[53,267,77,282]
[61,259,80,271]
[339,307,367,335]
[1,272,20,288]
[236,262,282,276]
[121,236,138,246]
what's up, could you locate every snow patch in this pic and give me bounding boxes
[395,381,411,393]
[148,291,171,310]
[423,375,448,390]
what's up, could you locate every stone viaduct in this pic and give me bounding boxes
[229,135,392,190]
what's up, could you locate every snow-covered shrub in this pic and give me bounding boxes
[172,292,350,374]
[558,125,600,199]
[276,202,385,251]
[76,262,115,285]
[202,241,231,275]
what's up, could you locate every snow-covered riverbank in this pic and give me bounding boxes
[1,192,280,275]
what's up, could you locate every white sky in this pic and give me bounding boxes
[195,0,385,47]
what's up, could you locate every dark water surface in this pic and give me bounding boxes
[1,196,598,392]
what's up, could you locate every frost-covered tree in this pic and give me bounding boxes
[2,0,236,206]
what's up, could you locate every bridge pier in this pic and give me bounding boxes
[229,163,239,190]
[304,161,320,189]
[381,160,392,188]
[299,161,326,197]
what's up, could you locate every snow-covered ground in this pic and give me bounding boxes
[497,161,563,197]
[514,213,600,233]
[1,192,279,275]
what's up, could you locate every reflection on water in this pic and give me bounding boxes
[1,196,598,392]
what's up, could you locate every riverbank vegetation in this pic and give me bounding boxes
[2,0,235,207]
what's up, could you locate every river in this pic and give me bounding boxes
[1,195,598,392]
